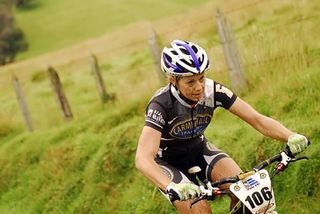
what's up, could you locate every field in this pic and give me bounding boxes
[14,0,211,59]
[0,0,319,213]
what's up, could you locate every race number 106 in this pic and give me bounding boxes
[245,187,273,209]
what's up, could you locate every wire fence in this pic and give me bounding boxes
[224,0,269,14]
[92,0,319,64]
[6,0,320,131]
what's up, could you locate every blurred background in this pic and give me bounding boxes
[0,0,319,213]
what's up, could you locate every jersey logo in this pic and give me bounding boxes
[146,109,165,126]
[169,114,211,139]
[216,83,233,98]
[167,116,180,125]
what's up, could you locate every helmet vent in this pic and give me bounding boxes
[160,40,210,76]
[180,48,189,55]
[180,58,194,67]
[172,50,178,55]
[191,45,198,53]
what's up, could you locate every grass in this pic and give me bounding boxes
[14,0,211,59]
[0,0,319,213]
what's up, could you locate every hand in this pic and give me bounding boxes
[287,133,308,155]
[166,182,200,201]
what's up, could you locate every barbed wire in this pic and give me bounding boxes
[97,5,319,57]
[213,47,320,73]
[3,0,316,76]
[224,0,269,14]
[236,13,320,40]
[89,1,274,54]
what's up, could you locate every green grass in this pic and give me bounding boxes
[14,0,211,59]
[0,0,319,213]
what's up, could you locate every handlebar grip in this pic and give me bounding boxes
[285,140,310,158]
[284,145,295,158]
[168,191,179,203]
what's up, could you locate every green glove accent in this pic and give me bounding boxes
[287,133,308,155]
[166,182,200,201]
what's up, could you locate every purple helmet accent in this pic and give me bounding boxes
[175,41,200,71]
[163,54,182,72]
[160,40,210,76]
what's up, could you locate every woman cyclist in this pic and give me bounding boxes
[135,40,308,213]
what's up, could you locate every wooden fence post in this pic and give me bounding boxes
[47,66,73,120]
[148,30,167,84]
[90,54,110,103]
[12,75,33,132]
[215,8,247,92]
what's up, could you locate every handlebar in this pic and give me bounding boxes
[188,145,309,206]
[169,144,310,204]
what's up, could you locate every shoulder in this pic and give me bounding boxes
[204,78,214,96]
[206,78,237,109]
[204,78,233,98]
[145,85,172,131]
[148,84,173,108]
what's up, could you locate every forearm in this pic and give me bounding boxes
[135,155,171,190]
[253,115,294,142]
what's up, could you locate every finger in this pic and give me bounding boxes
[182,192,188,201]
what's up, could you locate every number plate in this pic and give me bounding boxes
[230,169,276,214]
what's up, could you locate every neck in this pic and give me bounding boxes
[170,84,198,108]
[179,92,198,106]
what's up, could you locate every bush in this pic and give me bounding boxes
[0,5,28,65]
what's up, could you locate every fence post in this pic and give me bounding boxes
[90,54,110,103]
[215,8,247,92]
[12,75,33,132]
[47,66,73,120]
[148,30,167,84]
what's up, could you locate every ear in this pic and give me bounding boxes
[169,75,177,86]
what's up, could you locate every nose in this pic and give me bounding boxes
[194,80,203,91]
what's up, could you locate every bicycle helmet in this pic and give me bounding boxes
[160,40,210,77]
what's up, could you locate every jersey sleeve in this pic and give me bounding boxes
[214,81,237,109]
[144,101,167,132]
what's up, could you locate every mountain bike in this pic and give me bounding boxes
[170,146,309,214]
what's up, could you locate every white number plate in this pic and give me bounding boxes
[230,169,276,214]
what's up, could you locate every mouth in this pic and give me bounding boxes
[192,93,203,100]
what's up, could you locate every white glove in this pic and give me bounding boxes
[287,133,308,155]
[166,182,200,201]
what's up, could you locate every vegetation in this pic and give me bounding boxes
[13,0,211,59]
[0,1,28,64]
[0,0,319,213]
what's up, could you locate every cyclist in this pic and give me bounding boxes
[135,40,308,214]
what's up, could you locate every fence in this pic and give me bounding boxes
[8,0,319,132]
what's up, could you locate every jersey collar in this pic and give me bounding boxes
[170,84,199,108]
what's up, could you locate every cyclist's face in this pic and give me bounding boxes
[175,73,205,102]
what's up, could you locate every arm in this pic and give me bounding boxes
[228,97,294,142]
[135,126,171,190]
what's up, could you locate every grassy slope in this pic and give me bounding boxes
[1,0,320,213]
[14,0,211,59]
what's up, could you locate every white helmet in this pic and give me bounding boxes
[160,40,210,77]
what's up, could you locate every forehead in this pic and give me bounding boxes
[181,73,205,81]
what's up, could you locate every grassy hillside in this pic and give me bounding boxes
[14,0,211,59]
[1,0,319,213]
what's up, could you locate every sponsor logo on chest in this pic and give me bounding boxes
[170,114,211,139]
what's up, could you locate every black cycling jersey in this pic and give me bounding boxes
[145,78,237,166]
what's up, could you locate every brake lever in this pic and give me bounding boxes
[274,155,309,174]
[289,156,309,163]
